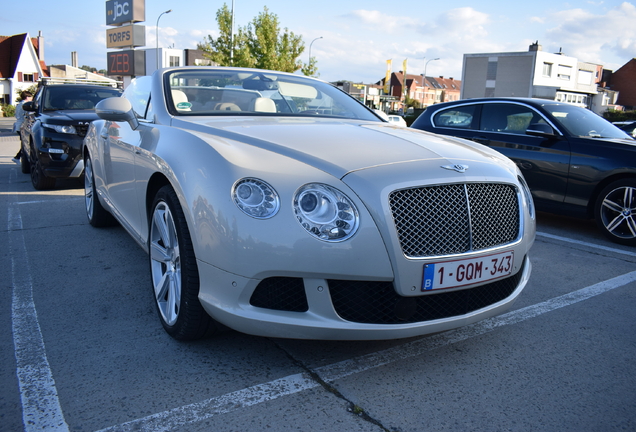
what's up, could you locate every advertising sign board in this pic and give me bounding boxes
[105,0,145,26]
[106,25,146,48]
[107,50,145,76]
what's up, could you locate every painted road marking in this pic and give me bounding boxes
[95,270,636,432]
[9,205,70,432]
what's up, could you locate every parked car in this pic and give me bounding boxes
[387,114,407,127]
[83,67,535,341]
[20,78,122,189]
[411,98,636,245]
[614,121,636,138]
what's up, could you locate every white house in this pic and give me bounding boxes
[0,32,47,105]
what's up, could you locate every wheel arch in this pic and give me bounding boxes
[587,172,636,218]
[145,172,172,223]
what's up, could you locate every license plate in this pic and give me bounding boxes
[422,251,514,291]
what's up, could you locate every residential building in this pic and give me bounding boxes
[607,58,636,110]
[0,32,48,105]
[142,48,214,76]
[378,72,461,112]
[460,42,617,114]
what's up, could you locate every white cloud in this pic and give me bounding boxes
[544,2,636,68]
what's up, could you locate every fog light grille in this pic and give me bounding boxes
[250,277,308,312]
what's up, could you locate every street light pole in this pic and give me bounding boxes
[156,9,173,71]
[423,57,440,106]
[309,36,323,63]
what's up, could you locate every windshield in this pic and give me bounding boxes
[543,103,632,139]
[43,86,122,111]
[165,69,379,121]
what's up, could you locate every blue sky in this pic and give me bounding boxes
[2,0,634,83]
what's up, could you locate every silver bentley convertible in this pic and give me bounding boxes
[83,67,535,341]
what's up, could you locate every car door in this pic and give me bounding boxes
[101,118,143,238]
[470,102,572,206]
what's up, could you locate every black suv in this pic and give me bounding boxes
[20,79,121,189]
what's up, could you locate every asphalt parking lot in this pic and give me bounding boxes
[1,126,635,432]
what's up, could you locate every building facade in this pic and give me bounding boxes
[608,58,636,110]
[461,42,613,114]
[378,72,461,112]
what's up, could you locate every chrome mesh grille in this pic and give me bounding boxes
[389,183,520,257]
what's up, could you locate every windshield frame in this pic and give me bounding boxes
[163,68,380,122]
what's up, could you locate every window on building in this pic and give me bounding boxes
[557,65,572,80]
[169,56,180,67]
[577,70,593,85]
[487,61,497,80]
[542,63,552,77]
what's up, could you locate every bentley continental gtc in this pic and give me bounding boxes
[83,67,535,340]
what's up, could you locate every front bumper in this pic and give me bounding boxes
[35,131,85,178]
[197,254,532,340]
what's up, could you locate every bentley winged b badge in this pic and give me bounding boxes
[441,164,469,173]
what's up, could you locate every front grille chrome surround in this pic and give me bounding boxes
[389,183,520,257]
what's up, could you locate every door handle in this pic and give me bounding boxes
[472,136,490,145]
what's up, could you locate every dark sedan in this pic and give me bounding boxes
[411,98,636,245]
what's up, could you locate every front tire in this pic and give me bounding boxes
[30,149,55,190]
[84,154,116,227]
[594,179,636,246]
[149,186,218,340]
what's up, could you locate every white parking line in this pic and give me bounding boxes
[8,205,70,432]
[536,231,636,257]
[95,270,636,432]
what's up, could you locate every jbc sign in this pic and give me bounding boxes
[105,0,144,26]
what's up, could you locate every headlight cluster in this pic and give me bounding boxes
[293,183,360,241]
[42,123,77,134]
[232,179,360,242]
[232,178,280,219]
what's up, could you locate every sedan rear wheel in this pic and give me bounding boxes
[149,186,218,340]
[594,179,636,246]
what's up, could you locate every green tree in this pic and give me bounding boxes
[198,4,315,74]
[301,57,319,77]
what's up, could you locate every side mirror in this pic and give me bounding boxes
[22,101,36,112]
[526,123,555,137]
[95,97,139,130]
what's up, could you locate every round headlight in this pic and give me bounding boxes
[293,183,360,241]
[232,178,280,219]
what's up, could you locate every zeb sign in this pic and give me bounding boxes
[107,50,145,76]
[105,0,145,26]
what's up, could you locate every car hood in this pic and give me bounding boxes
[174,117,513,179]
[43,110,100,122]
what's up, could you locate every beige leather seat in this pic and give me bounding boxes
[250,97,276,113]
[214,102,241,111]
